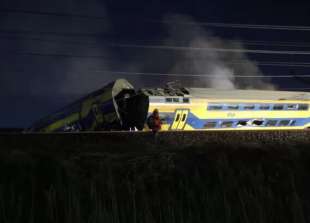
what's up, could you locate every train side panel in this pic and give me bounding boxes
[146,96,310,131]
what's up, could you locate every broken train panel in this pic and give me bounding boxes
[27,79,145,132]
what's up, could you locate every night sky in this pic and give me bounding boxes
[1,0,310,128]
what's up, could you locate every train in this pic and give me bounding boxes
[27,78,310,132]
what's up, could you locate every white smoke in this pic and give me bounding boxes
[167,15,275,89]
[135,14,275,90]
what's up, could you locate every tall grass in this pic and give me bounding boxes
[0,141,309,222]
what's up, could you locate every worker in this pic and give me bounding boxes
[147,109,162,133]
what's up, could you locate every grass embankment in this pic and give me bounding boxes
[0,131,310,223]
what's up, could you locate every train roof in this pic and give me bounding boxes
[187,88,310,100]
[140,85,310,101]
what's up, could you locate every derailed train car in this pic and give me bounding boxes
[28,78,310,132]
[28,79,149,132]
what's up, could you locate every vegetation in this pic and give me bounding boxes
[0,131,310,222]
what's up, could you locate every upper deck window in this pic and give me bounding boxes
[273,104,284,110]
[287,104,298,110]
[183,98,190,103]
[227,104,239,110]
[259,104,270,110]
[298,104,309,110]
[173,98,180,103]
[208,105,223,110]
[243,104,255,110]
[166,97,189,103]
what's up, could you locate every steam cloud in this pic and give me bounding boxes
[135,14,275,90]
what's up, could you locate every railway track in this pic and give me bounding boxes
[1,130,310,152]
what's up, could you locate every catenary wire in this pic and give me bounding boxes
[2,8,310,31]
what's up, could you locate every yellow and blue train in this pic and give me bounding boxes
[28,79,310,132]
[28,79,148,132]
[145,87,310,131]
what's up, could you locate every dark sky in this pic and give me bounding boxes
[1,0,310,128]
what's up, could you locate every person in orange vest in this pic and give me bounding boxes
[147,109,162,133]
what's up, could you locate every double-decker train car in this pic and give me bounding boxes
[28,78,310,132]
[27,79,148,132]
[144,86,310,131]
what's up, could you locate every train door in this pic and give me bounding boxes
[171,109,189,130]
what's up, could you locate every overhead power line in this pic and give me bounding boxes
[93,70,310,78]
[0,29,111,38]
[3,34,310,49]
[4,50,310,68]
[3,68,310,78]
[5,51,110,59]
[4,33,310,51]
[4,42,310,58]
[241,40,310,48]
[0,8,110,21]
[2,8,310,31]
[98,43,310,55]
[3,32,310,49]
[232,61,310,68]
[159,20,310,31]
[3,32,310,55]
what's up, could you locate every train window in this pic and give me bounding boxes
[221,121,233,128]
[227,104,239,110]
[183,98,190,103]
[175,114,180,122]
[273,104,284,110]
[166,98,173,103]
[173,98,180,103]
[253,120,264,126]
[298,104,309,110]
[266,120,277,126]
[259,104,270,110]
[287,104,298,110]
[243,104,255,110]
[290,120,296,126]
[279,120,290,126]
[208,105,223,110]
[203,122,217,128]
[237,120,247,126]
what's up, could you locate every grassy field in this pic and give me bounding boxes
[0,131,310,222]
